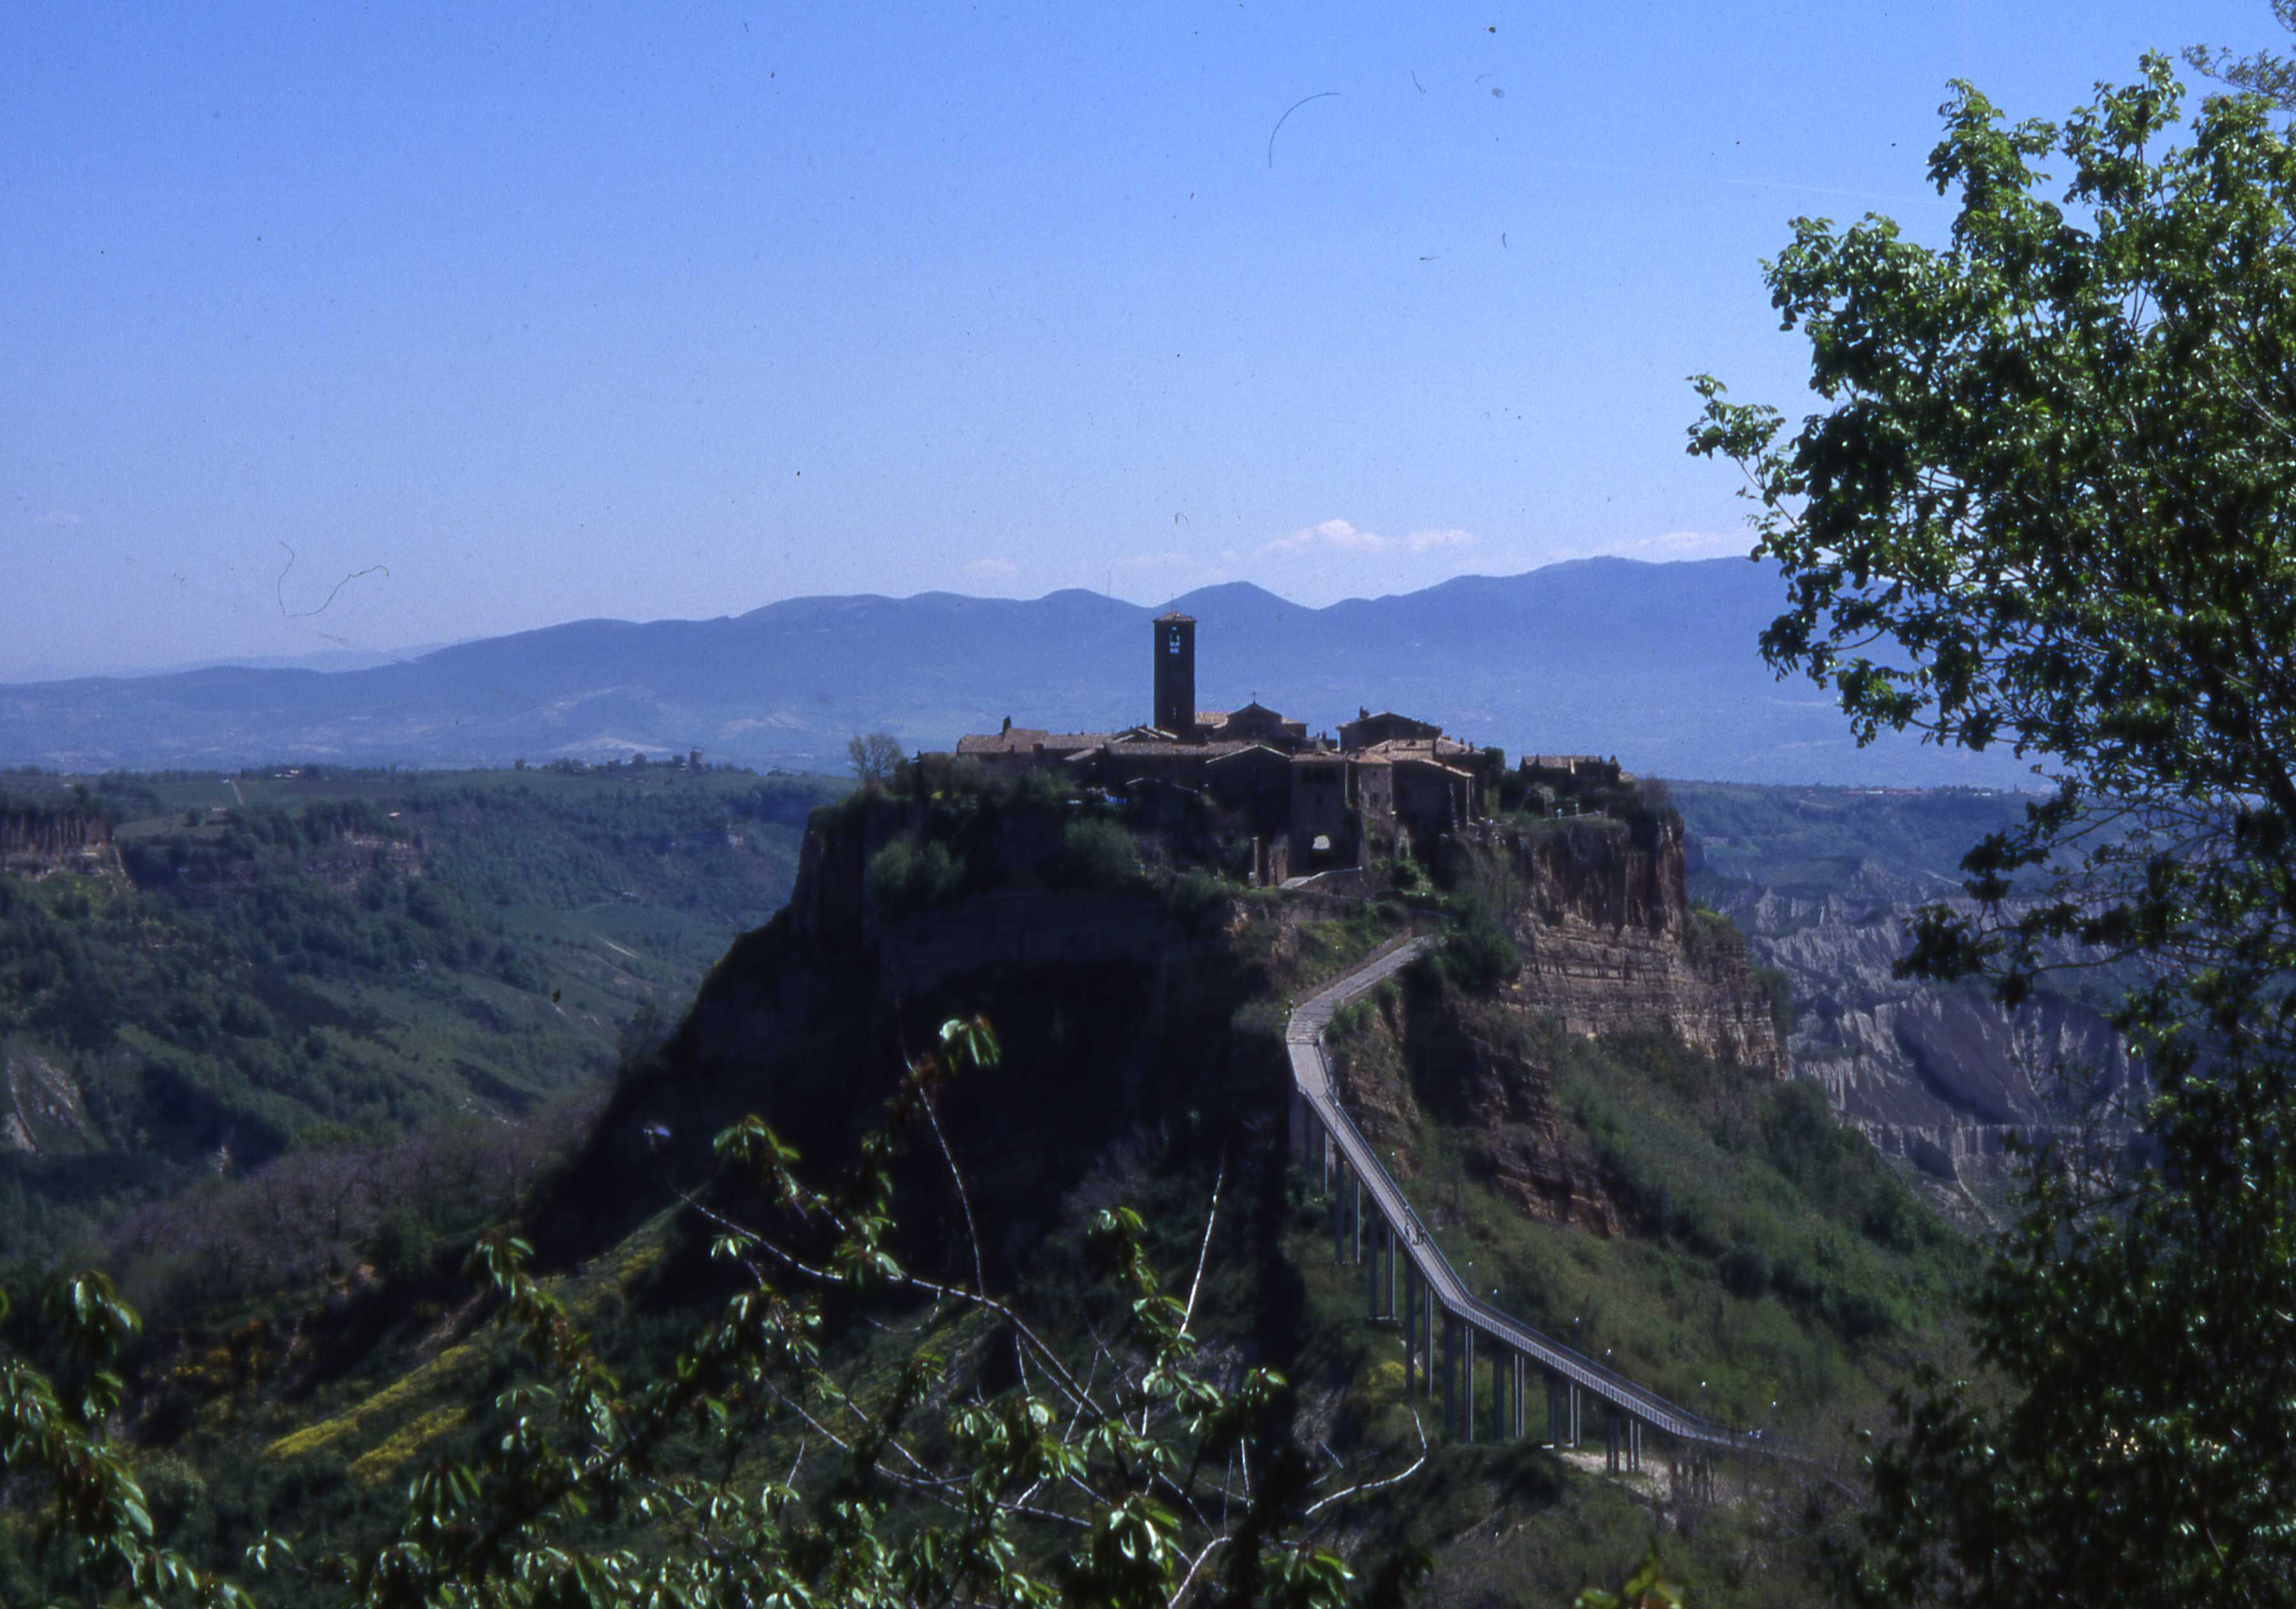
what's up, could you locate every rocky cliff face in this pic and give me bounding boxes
[0,1039,100,1155]
[1329,984,1624,1236]
[1700,866,2142,1211]
[1487,820,1786,1078]
[544,796,1284,1264]
[1328,817,1784,1236]
[300,833,425,898]
[1,806,114,875]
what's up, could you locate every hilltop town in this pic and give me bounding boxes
[951,611,1636,884]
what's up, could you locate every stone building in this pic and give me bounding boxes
[954,720,1115,777]
[1199,701,1307,747]
[1514,753,1636,816]
[1153,611,1196,736]
[951,612,1495,881]
[1338,709,1442,751]
[1519,753,1630,788]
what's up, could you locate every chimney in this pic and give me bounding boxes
[1002,715,1012,734]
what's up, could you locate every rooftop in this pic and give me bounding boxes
[1360,736,1479,759]
[1074,737,1262,760]
[954,729,1113,755]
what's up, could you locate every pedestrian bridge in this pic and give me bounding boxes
[1287,934,1781,1481]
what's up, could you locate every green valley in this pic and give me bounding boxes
[0,763,1983,1607]
[0,763,843,1264]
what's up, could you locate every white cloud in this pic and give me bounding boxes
[1562,529,1752,563]
[965,555,1019,581]
[1229,517,1492,605]
[1405,527,1476,552]
[1258,519,1481,560]
[1260,517,1393,556]
[1192,549,1243,585]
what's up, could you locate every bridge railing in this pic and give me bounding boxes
[1294,954,1790,1455]
[1307,1041,1742,1444]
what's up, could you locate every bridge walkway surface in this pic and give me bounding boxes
[1285,933,1777,1473]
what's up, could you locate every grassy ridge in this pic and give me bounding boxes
[1325,995,1966,1437]
[1299,980,1970,1603]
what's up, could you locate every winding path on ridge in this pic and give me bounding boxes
[1286,934,1780,1462]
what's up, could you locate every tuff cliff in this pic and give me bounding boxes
[540,790,1294,1265]
[1328,817,1786,1237]
[1328,982,1627,1237]
[1486,819,1784,1076]
[547,795,1788,1261]
[0,805,114,876]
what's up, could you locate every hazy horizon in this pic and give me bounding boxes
[8,3,2262,683]
[0,552,1748,686]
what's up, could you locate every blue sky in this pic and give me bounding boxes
[0,0,2265,679]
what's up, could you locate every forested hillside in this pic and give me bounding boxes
[0,766,1971,1608]
[0,764,841,1264]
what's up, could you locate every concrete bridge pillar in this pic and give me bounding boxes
[1423,1278,1437,1397]
[1351,1171,1363,1266]
[1604,1410,1621,1474]
[1330,1166,1345,1264]
[1511,1353,1527,1438]
[1403,1269,1416,1398]
[1442,1316,1457,1438]
[1546,1373,1566,1447]
[1462,1325,1477,1444]
[1365,1216,1377,1317]
[1381,1222,1395,1318]
[1492,1344,1507,1441]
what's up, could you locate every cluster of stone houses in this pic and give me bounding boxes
[952,612,1504,882]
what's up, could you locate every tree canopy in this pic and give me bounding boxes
[1,1018,1418,1609]
[1694,55,2296,1606]
[2186,0,2296,108]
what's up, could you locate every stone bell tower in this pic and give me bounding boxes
[1153,612,1196,738]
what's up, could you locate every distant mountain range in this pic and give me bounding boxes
[0,558,2035,786]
